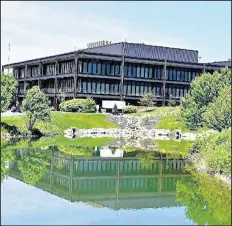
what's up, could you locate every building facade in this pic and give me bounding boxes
[2,42,231,106]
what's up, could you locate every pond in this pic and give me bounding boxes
[1,137,231,225]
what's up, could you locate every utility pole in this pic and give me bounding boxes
[7,33,11,73]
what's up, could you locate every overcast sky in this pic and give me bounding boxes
[1,1,231,65]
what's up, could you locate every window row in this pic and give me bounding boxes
[82,80,120,95]
[80,80,190,98]
[123,82,190,98]
[167,68,200,82]
[82,61,121,76]
[80,60,201,82]
[13,60,203,81]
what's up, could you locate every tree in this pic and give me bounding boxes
[22,86,50,133]
[190,129,231,175]
[168,96,176,107]
[139,92,156,111]
[112,104,118,115]
[181,67,231,130]
[176,173,231,225]
[1,72,17,112]
[1,142,16,183]
[203,86,231,131]
[18,149,52,185]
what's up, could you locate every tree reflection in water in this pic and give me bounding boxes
[176,171,231,225]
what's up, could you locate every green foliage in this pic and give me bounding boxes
[181,67,232,130]
[139,92,156,110]
[154,116,190,132]
[58,146,95,157]
[1,112,117,136]
[203,86,231,131]
[22,86,50,132]
[1,145,16,183]
[176,173,231,225]
[2,136,115,151]
[138,152,156,168]
[112,104,118,115]
[131,106,180,118]
[18,149,52,185]
[190,130,231,174]
[1,72,17,112]
[124,106,137,114]
[59,98,96,113]
[168,98,176,107]
[121,146,137,152]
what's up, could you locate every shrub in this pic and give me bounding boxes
[168,98,176,107]
[112,104,118,115]
[59,98,96,113]
[139,92,156,111]
[124,106,137,113]
[203,86,231,131]
[190,129,231,174]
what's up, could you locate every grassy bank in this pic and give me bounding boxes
[127,106,190,131]
[1,112,117,136]
[1,107,208,137]
[128,106,180,117]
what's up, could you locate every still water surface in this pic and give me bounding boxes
[1,137,231,225]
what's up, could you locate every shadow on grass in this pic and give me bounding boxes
[1,122,43,137]
[1,122,21,136]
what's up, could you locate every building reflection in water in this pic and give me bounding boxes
[8,146,189,210]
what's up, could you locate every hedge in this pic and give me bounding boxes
[59,98,96,113]
[124,106,137,113]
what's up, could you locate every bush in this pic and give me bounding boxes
[190,129,231,174]
[168,98,176,107]
[124,106,137,113]
[112,104,118,115]
[139,92,156,111]
[203,86,231,131]
[59,98,96,113]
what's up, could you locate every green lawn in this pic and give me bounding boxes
[128,106,181,118]
[1,107,207,137]
[154,116,190,132]
[126,106,190,131]
[1,112,117,136]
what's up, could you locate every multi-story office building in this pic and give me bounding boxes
[2,42,231,106]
